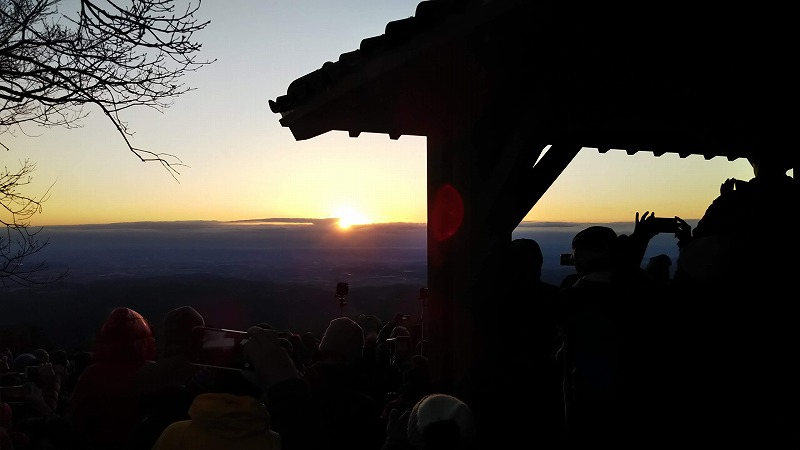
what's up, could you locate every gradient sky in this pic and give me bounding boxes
[10,1,783,227]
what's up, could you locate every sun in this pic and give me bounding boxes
[334,206,371,230]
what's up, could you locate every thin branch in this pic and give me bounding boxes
[0,0,215,175]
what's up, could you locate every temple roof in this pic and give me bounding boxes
[269,0,795,166]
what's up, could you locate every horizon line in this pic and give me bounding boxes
[37,217,699,229]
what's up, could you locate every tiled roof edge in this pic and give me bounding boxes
[269,0,476,114]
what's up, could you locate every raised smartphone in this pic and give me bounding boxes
[189,326,253,371]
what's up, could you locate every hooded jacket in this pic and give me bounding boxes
[151,393,281,450]
[66,307,156,448]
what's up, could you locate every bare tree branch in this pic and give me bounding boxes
[0,0,215,175]
[0,158,66,286]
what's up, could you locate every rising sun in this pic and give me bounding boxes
[334,206,371,230]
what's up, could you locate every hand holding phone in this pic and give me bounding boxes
[651,217,679,234]
[189,326,253,371]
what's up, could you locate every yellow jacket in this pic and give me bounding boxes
[152,393,281,450]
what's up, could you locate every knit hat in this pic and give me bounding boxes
[407,394,476,448]
[163,306,205,355]
[94,307,156,363]
[318,317,364,363]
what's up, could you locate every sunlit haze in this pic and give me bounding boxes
[335,206,372,230]
[8,1,791,228]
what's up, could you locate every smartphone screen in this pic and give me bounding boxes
[189,326,253,371]
[651,217,678,233]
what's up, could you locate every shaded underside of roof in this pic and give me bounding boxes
[269,0,796,166]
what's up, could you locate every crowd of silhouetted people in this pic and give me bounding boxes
[0,155,796,449]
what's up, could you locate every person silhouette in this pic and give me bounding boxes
[466,237,565,449]
[670,154,798,446]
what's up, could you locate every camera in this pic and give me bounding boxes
[560,253,575,266]
[336,282,348,296]
[189,326,253,371]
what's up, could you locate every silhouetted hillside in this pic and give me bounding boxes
[1,219,690,354]
[0,274,424,353]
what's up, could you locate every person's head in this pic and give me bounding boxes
[390,325,410,338]
[162,306,205,357]
[32,349,50,365]
[407,393,476,449]
[301,331,318,351]
[645,253,672,285]
[506,238,544,281]
[318,317,364,364]
[747,155,793,178]
[50,350,68,367]
[571,226,618,275]
[93,307,156,363]
[356,314,382,339]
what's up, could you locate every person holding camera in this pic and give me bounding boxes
[555,214,678,447]
[303,316,385,450]
[241,325,324,450]
[668,155,799,446]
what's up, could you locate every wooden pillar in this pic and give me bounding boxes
[425,129,515,395]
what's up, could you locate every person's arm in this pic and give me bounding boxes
[676,217,692,250]
[24,383,56,419]
[33,363,61,412]
[244,326,325,450]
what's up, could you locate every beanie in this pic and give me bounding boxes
[318,317,364,363]
[163,306,205,355]
[94,307,156,362]
[407,394,476,448]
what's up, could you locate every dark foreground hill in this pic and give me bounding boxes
[0,274,424,353]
